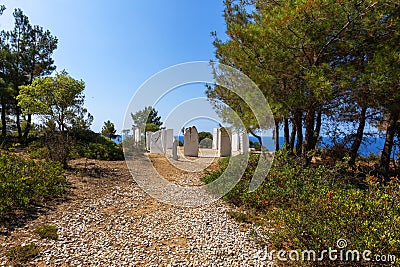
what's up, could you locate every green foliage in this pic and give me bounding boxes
[34,224,58,240]
[253,142,260,151]
[202,151,400,266]
[211,0,400,176]
[82,142,123,161]
[0,152,66,217]
[74,134,123,161]
[17,71,92,167]
[27,144,49,159]
[101,120,116,139]
[198,131,213,141]
[145,123,160,133]
[131,106,163,133]
[228,211,255,224]
[17,70,88,132]
[201,156,230,185]
[0,8,58,141]
[6,243,40,263]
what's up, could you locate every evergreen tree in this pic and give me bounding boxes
[131,106,163,132]
[101,120,116,139]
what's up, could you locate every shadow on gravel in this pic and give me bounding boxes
[67,161,121,179]
[0,195,67,236]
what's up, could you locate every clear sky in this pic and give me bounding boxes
[0,0,228,134]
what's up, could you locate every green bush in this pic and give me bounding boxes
[34,224,58,240]
[75,136,124,160]
[0,152,66,217]
[28,131,124,161]
[6,243,40,263]
[26,140,49,159]
[202,151,400,266]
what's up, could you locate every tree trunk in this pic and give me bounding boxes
[304,108,315,155]
[289,119,296,152]
[304,109,316,165]
[349,107,367,166]
[274,119,280,151]
[249,129,263,148]
[379,110,399,183]
[284,118,290,146]
[1,96,6,139]
[313,111,322,149]
[294,110,303,157]
[22,76,35,144]
[16,105,22,140]
[22,113,32,144]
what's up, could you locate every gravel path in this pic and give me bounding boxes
[0,154,271,266]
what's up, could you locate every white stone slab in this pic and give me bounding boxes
[150,130,165,154]
[231,131,239,152]
[212,128,219,150]
[218,128,231,157]
[172,139,178,160]
[240,131,249,154]
[134,127,141,144]
[166,129,174,149]
[146,131,153,151]
[184,126,198,157]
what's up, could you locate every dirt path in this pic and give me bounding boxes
[0,154,270,267]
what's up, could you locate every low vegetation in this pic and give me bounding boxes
[0,152,66,218]
[74,133,124,161]
[202,151,400,266]
[34,224,58,240]
[27,130,124,162]
[6,243,40,263]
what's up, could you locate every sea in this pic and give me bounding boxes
[175,136,399,158]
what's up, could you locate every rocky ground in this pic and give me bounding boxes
[0,153,272,266]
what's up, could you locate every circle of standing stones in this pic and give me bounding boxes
[131,126,250,161]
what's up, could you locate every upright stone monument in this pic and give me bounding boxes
[150,130,164,154]
[172,139,178,160]
[212,128,219,150]
[146,131,153,151]
[184,126,199,157]
[218,128,231,157]
[166,129,174,149]
[239,131,249,154]
[134,127,141,144]
[231,131,239,152]
[161,129,167,152]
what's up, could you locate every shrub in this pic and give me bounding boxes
[34,224,58,240]
[28,130,124,162]
[74,135,124,161]
[202,150,400,266]
[0,152,66,217]
[26,140,49,159]
[6,243,40,263]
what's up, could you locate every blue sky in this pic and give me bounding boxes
[0,0,228,134]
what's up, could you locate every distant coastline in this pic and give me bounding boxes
[114,135,398,158]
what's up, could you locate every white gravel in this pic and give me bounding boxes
[0,156,273,267]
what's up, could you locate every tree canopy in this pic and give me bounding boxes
[0,8,58,142]
[131,106,163,132]
[101,120,117,139]
[17,70,90,132]
[209,0,400,179]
